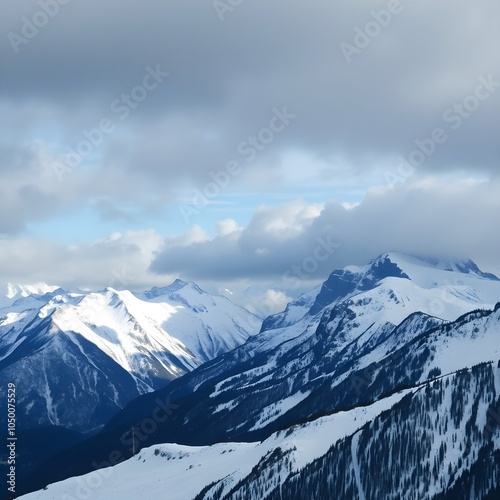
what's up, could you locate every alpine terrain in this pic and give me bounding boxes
[0,279,260,491]
[16,253,500,499]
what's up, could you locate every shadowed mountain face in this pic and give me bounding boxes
[19,253,500,498]
[306,254,410,317]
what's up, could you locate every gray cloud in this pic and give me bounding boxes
[1,0,498,213]
[0,0,498,292]
[1,180,499,294]
[0,229,169,290]
[150,179,500,283]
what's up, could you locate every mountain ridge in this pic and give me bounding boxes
[0,280,261,435]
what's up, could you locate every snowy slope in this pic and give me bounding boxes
[95,253,500,446]
[260,284,322,332]
[22,363,500,499]
[137,280,260,360]
[253,252,500,355]
[182,254,500,439]
[22,389,411,500]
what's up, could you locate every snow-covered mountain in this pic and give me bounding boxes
[23,361,500,500]
[21,253,500,498]
[0,279,260,434]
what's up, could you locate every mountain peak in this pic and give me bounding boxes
[372,253,499,283]
[0,282,64,310]
[143,279,204,299]
[308,252,499,317]
[307,254,410,316]
[359,253,411,290]
[5,282,61,300]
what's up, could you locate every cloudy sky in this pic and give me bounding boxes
[1,0,499,311]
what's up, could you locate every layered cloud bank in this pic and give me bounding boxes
[0,179,498,295]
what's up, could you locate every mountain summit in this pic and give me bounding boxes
[268,252,500,331]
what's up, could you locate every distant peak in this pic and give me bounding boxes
[308,252,499,317]
[372,253,499,281]
[171,278,190,288]
[5,282,61,299]
[144,279,204,298]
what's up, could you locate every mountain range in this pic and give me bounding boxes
[0,279,260,434]
[9,253,500,499]
[0,279,260,496]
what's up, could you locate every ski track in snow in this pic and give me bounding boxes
[351,430,366,500]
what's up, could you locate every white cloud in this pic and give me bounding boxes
[0,230,169,291]
[1,178,499,294]
[151,178,500,284]
[256,289,292,315]
[1,0,499,290]
[216,219,241,237]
